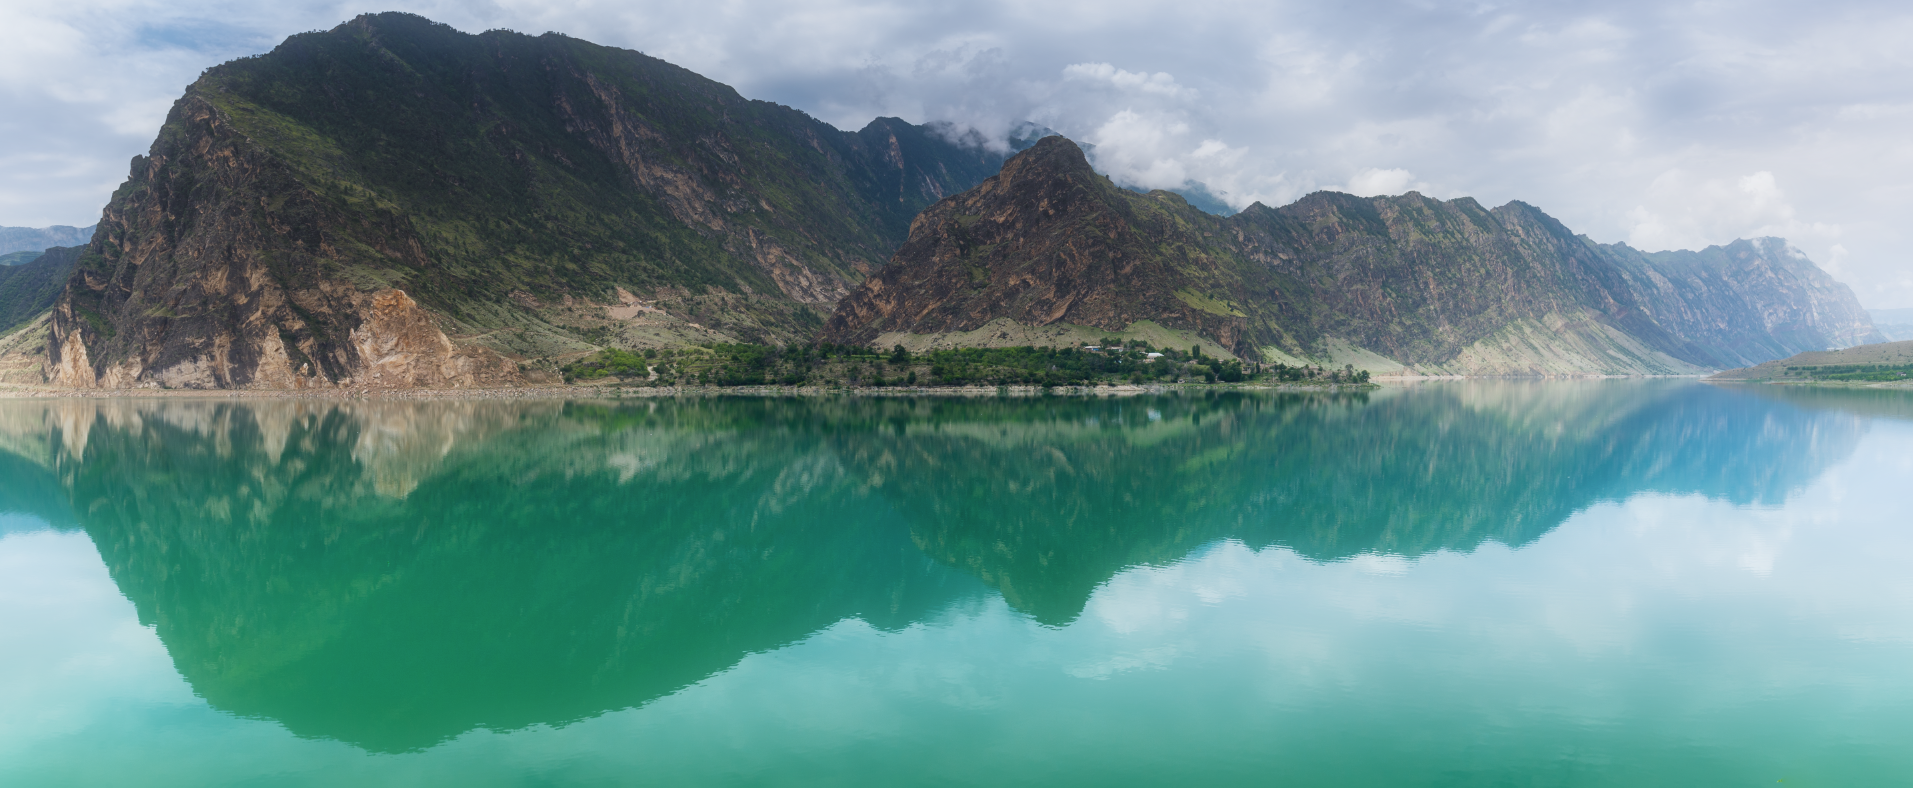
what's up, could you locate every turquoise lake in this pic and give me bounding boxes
[1,381,1910,786]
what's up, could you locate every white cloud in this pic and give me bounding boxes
[1625,170,1841,254]
[1061,62,1195,99]
[1341,167,1428,197]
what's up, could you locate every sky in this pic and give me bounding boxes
[1,0,1910,307]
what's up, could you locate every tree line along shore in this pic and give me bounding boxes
[559,341,1376,389]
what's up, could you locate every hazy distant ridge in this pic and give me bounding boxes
[1870,309,1913,341]
[0,225,94,256]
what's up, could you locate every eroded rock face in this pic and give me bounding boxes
[40,94,520,390]
[349,290,521,390]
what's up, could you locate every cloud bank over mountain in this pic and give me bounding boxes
[2,0,1910,306]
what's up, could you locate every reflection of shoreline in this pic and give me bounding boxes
[0,382,1376,400]
[1711,381,1913,422]
[0,382,1879,753]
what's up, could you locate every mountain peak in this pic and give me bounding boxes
[1005,135,1093,170]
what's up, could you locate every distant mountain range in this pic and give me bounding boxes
[0,225,94,258]
[0,12,1888,389]
[824,137,1879,375]
[1871,309,1913,341]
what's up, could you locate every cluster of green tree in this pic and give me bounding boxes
[1268,362,1372,384]
[1783,363,1913,382]
[560,340,1373,388]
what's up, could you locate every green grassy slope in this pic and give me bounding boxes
[0,245,81,335]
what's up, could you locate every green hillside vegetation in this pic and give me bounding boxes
[0,245,82,334]
[1708,339,1913,385]
[561,341,1366,387]
[1779,363,1912,382]
[0,251,41,267]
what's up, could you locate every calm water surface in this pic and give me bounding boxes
[1,381,1910,786]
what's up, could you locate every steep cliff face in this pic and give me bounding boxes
[827,137,1880,374]
[45,12,1005,390]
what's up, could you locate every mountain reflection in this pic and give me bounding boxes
[0,382,1873,752]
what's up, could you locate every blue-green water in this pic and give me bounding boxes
[1,381,1910,786]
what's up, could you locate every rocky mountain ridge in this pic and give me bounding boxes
[825,137,1882,376]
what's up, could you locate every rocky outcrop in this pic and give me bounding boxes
[40,12,1007,389]
[348,290,523,390]
[826,137,1883,374]
[43,91,492,390]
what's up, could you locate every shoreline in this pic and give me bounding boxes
[0,381,1383,400]
[27,374,1884,402]
[1702,378,1913,390]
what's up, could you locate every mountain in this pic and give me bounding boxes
[12,15,1881,389]
[824,137,1882,375]
[0,224,94,256]
[1870,308,1913,341]
[40,12,1006,390]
